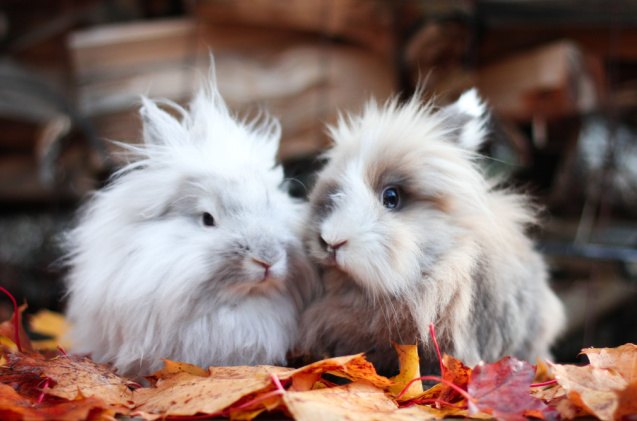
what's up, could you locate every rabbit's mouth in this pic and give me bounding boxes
[226,275,286,297]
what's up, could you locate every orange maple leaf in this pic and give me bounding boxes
[0,382,114,421]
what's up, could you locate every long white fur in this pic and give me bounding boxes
[299,90,565,372]
[64,71,316,376]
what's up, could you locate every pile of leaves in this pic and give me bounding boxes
[0,288,636,421]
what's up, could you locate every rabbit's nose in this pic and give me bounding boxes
[251,257,272,281]
[320,235,348,253]
[251,257,272,270]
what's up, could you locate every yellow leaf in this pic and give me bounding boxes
[0,304,32,352]
[228,406,267,420]
[0,335,18,353]
[290,372,322,392]
[389,344,423,400]
[281,354,392,388]
[156,359,209,378]
[29,310,71,351]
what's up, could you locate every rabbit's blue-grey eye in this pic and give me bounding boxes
[381,186,401,209]
[202,212,215,227]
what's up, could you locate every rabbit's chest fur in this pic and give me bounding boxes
[74,292,298,376]
[170,294,298,368]
[300,269,418,374]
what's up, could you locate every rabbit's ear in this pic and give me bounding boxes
[140,97,186,146]
[439,89,489,151]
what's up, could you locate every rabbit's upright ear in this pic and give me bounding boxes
[140,97,186,146]
[439,89,489,151]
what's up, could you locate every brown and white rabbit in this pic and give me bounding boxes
[64,70,317,376]
[297,90,565,374]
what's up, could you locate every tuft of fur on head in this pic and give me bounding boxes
[64,68,317,377]
[123,71,282,183]
[299,89,564,373]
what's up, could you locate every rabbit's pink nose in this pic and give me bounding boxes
[251,257,272,270]
[252,257,272,281]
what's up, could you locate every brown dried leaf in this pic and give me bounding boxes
[389,344,423,400]
[616,381,637,420]
[283,382,402,421]
[531,381,589,420]
[551,362,627,421]
[39,355,134,410]
[530,383,565,402]
[581,343,637,383]
[411,405,493,420]
[0,352,134,411]
[289,372,322,392]
[283,381,489,421]
[148,359,208,380]
[132,365,292,419]
[0,383,114,421]
[553,396,590,420]
[0,352,55,401]
[533,358,552,383]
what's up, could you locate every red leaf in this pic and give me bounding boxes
[0,383,112,421]
[468,356,550,421]
[0,352,134,411]
[0,286,32,354]
[0,353,48,401]
[439,354,472,403]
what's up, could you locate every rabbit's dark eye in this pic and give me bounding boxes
[202,212,215,227]
[381,186,401,210]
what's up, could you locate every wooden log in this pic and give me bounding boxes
[193,0,395,57]
[68,19,396,160]
[476,41,604,121]
[413,40,605,122]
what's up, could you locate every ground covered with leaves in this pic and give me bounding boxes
[0,288,635,421]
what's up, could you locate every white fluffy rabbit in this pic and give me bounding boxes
[298,90,565,374]
[64,71,317,376]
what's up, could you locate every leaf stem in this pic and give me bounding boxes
[166,414,222,420]
[37,378,51,404]
[270,372,285,393]
[0,286,22,352]
[530,379,557,388]
[229,373,289,414]
[412,398,466,409]
[396,375,473,403]
[126,381,143,390]
[230,389,284,412]
[429,322,444,375]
